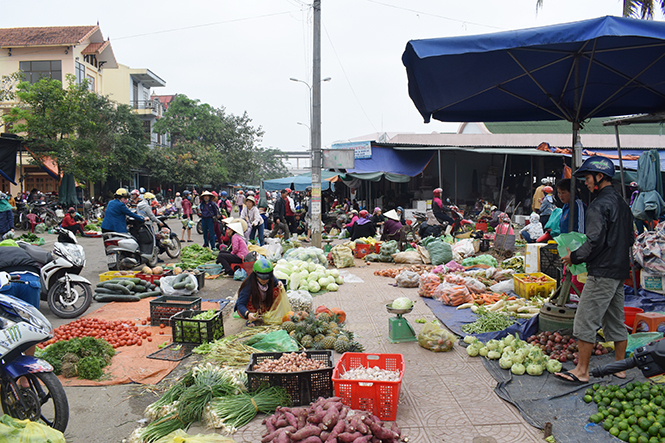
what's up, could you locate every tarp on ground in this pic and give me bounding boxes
[403,15,665,124]
[262,171,338,192]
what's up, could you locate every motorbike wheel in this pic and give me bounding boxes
[42,214,57,228]
[166,234,181,258]
[1,371,69,433]
[196,220,203,235]
[47,280,92,319]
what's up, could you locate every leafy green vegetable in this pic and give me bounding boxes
[77,356,105,379]
[39,337,114,379]
[461,306,516,334]
[176,244,216,270]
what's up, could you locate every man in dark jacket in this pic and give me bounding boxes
[557,157,633,384]
[270,189,290,238]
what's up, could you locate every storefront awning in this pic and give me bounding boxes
[347,146,434,177]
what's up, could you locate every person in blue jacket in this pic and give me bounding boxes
[101,188,144,233]
[234,258,284,325]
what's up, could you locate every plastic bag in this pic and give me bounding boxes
[364,253,382,262]
[287,289,313,312]
[462,276,486,294]
[263,285,292,325]
[462,254,498,268]
[233,267,247,281]
[339,270,364,283]
[159,274,198,296]
[452,239,475,259]
[393,250,423,264]
[425,239,453,266]
[625,332,663,358]
[418,272,442,298]
[250,330,299,352]
[0,414,66,443]
[264,238,283,262]
[154,429,237,443]
[331,245,355,268]
[396,270,420,288]
[380,240,398,256]
[544,208,562,237]
[418,321,455,352]
[554,232,588,275]
[490,279,514,293]
[434,282,473,306]
[284,246,328,266]
[33,223,47,234]
[416,245,431,264]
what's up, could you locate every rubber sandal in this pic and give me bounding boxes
[554,371,587,384]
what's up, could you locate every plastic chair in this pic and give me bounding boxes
[25,213,40,233]
[632,312,665,334]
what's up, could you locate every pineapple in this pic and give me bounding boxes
[334,339,349,354]
[301,335,314,349]
[313,334,325,343]
[336,334,349,343]
[347,341,365,353]
[322,336,336,350]
[282,321,296,333]
[306,323,317,336]
[317,312,332,323]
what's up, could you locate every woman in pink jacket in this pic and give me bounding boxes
[216,222,249,276]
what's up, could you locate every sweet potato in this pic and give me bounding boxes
[322,406,339,429]
[273,430,292,443]
[307,405,326,424]
[367,421,398,440]
[261,427,294,443]
[351,436,372,443]
[390,422,401,438]
[300,437,323,443]
[337,432,362,443]
[274,417,288,428]
[329,418,347,440]
[320,431,330,441]
[291,424,322,441]
[284,410,298,428]
[297,409,308,429]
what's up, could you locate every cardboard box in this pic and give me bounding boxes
[641,270,665,294]
[524,243,548,274]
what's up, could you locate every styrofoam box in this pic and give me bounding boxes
[525,243,548,274]
[414,200,427,211]
[514,215,528,225]
[641,270,665,294]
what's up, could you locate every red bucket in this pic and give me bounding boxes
[624,307,644,329]
[355,243,372,259]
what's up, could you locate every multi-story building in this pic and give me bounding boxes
[0,25,117,195]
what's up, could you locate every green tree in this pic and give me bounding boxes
[247,147,290,184]
[3,75,147,187]
[151,94,266,185]
[536,0,665,18]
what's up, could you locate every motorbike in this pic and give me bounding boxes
[591,338,665,380]
[16,227,93,319]
[103,219,159,271]
[155,216,181,259]
[0,272,69,432]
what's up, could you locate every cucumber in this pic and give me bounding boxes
[94,293,141,302]
[115,280,135,290]
[148,283,157,291]
[103,283,131,295]
[185,283,196,291]
[174,273,189,284]
[133,285,147,293]
[173,282,187,290]
[154,280,161,287]
[113,277,142,285]
[138,291,162,299]
[94,287,117,294]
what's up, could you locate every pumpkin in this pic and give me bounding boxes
[331,308,346,324]
[152,266,164,275]
[282,311,295,323]
[174,267,182,275]
[142,266,153,275]
[315,306,333,316]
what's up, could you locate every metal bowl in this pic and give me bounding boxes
[386,301,415,315]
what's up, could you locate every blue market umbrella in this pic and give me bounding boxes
[403,15,665,230]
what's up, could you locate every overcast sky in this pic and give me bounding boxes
[2,0,661,152]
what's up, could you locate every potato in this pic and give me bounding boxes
[142,266,152,275]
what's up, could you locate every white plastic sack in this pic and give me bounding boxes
[396,270,420,288]
[159,273,198,296]
[339,270,364,283]
[452,239,476,259]
[264,238,283,261]
[489,279,514,294]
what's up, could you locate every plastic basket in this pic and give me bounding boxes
[374,242,383,254]
[171,309,224,344]
[512,272,557,299]
[197,264,223,275]
[99,271,139,282]
[136,270,172,284]
[475,222,488,232]
[149,295,202,326]
[332,353,404,421]
[146,343,195,361]
[539,244,562,280]
[246,351,334,406]
[355,243,372,259]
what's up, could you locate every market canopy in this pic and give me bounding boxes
[402,15,665,124]
[262,171,338,192]
[345,146,434,183]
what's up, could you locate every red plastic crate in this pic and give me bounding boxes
[136,270,172,284]
[332,352,404,421]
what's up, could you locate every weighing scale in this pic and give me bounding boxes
[539,271,579,332]
[386,302,417,343]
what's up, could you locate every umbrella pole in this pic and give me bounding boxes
[614,125,627,201]
[438,150,442,190]
[498,154,507,210]
[569,123,579,233]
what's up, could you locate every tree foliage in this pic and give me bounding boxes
[2,74,147,185]
[151,94,286,186]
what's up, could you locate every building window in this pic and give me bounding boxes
[86,75,95,92]
[143,120,151,141]
[75,61,85,85]
[19,60,62,84]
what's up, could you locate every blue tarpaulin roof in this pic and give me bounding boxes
[262,171,338,192]
[403,16,665,124]
[347,146,434,176]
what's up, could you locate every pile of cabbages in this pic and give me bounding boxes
[273,259,345,293]
[464,333,563,376]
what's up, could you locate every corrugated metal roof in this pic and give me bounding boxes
[485,117,663,135]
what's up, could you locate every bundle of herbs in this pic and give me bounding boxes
[205,385,291,433]
[193,326,278,367]
[36,336,115,380]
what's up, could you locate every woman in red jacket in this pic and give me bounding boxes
[61,207,86,236]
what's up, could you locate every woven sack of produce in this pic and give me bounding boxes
[331,245,355,268]
[393,250,422,264]
[425,239,453,266]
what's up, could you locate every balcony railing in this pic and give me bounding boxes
[132,99,162,114]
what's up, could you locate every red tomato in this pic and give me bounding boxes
[159,324,165,329]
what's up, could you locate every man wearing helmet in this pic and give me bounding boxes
[432,188,454,225]
[556,156,633,383]
[137,192,165,228]
[101,189,144,233]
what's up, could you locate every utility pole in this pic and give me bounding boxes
[311,0,322,248]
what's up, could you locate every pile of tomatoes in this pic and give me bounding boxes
[38,317,153,349]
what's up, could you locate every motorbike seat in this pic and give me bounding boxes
[17,243,52,265]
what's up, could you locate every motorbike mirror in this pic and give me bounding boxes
[0,272,10,289]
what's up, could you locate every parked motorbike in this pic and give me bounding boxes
[103,219,159,271]
[155,216,181,259]
[16,227,92,318]
[0,272,69,432]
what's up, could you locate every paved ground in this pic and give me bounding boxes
[30,226,544,443]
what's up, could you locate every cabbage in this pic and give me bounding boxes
[478,346,489,357]
[308,262,318,272]
[326,283,339,292]
[309,281,321,293]
[392,297,413,310]
[546,359,562,374]
[274,270,290,282]
[290,273,301,291]
[319,277,331,287]
[335,276,344,285]
[511,363,525,375]
[328,269,340,278]
[499,357,513,369]
[298,280,309,291]
[526,364,543,376]
[487,350,501,360]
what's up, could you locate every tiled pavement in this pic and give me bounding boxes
[231,261,545,443]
